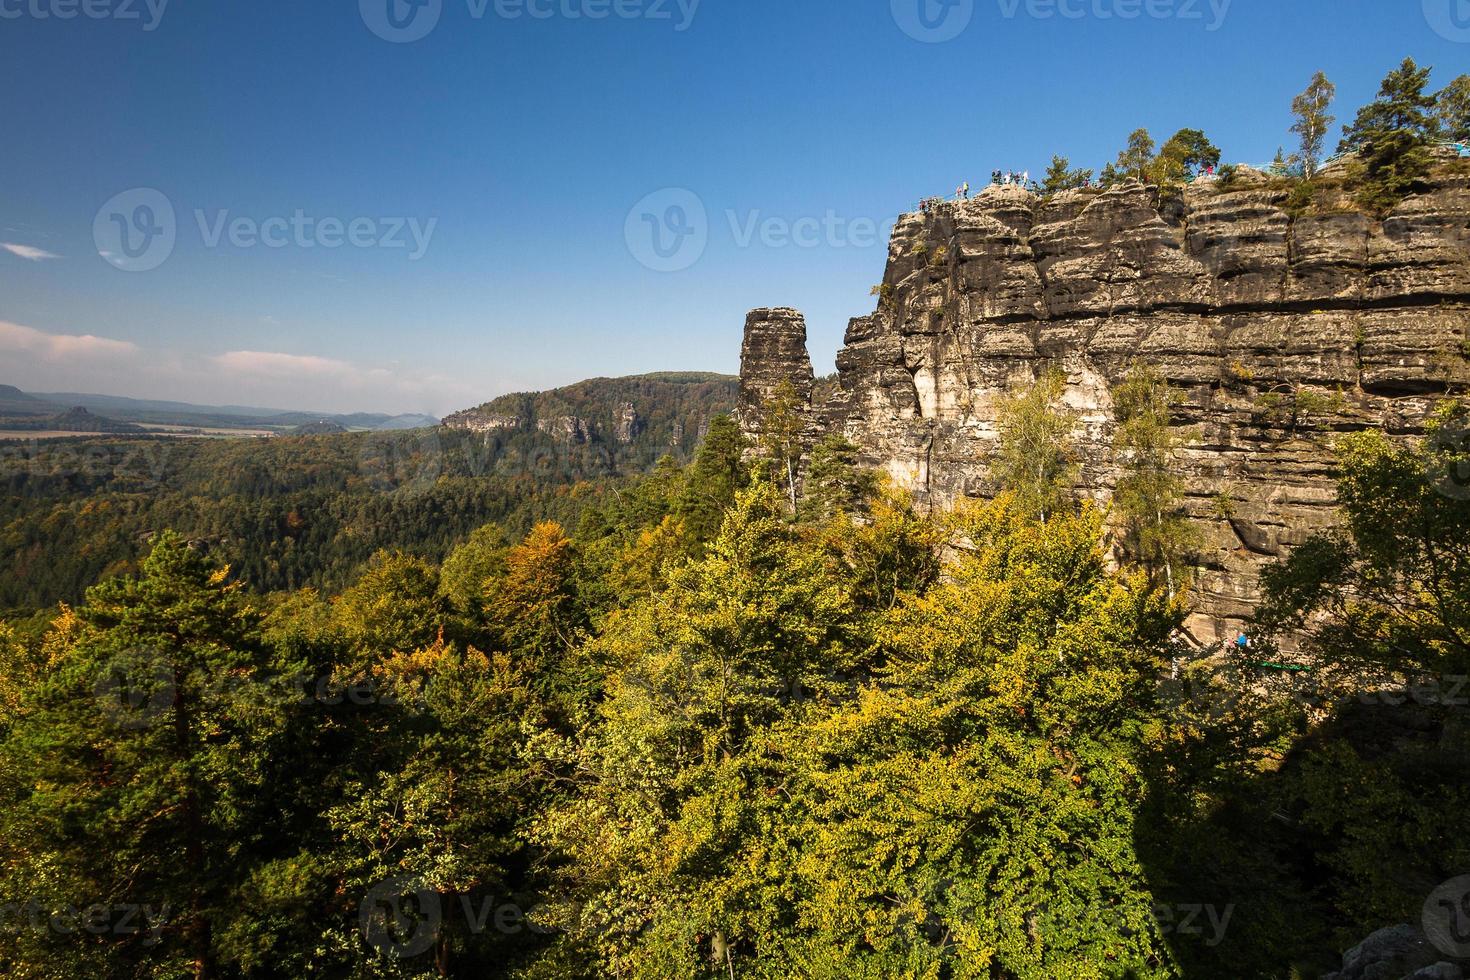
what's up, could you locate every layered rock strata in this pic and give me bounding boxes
[738,168,1470,642]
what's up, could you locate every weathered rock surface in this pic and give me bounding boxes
[739,168,1470,643]
[443,372,738,472]
[737,308,815,437]
[1322,924,1459,980]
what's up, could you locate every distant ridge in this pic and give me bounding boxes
[3,385,440,431]
[444,372,738,467]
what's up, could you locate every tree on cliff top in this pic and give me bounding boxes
[1438,74,1470,143]
[1339,58,1439,210]
[1112,128,1156,183]
[1290,71,1337,179]
[1153,128,1222,185]
[1041,155,1093,194]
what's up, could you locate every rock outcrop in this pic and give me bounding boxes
[737,308,815,437]
[442,372,739,475]
[738,167,1470,643]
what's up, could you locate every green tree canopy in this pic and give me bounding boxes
[1290,71,1337,178]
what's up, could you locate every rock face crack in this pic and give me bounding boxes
[738,173,1470,643]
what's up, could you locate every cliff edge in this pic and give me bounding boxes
[738,165,1470,643]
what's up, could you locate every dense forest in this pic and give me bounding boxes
[1,359,1467,977]
[0,374,737,620]
[2,60,1469,980]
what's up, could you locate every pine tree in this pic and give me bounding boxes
[798,434,877,524]
[1290,71,1337,178]
[0,534,278,979]
[1040,155,1093,194]
[1438,74,1470,143]
[534,482,858,976]
[677,413,749,543]
[1153,128,1221,184]
[1339,58,1440,211]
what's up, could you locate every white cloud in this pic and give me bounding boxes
[207,349,474,414]
[212,350,362,379]
[1,243,61,261]
[0,320,139,361]
[0,322,477,417]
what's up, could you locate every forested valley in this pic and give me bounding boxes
[2,368,1467,979]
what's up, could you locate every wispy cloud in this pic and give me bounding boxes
[0,321,139,360]
[213,350,368,379]
[1,242,62,262]
[0,323,472,416]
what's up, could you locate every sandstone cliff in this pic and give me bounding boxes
[739,166,1470,644]
[444,372,737,473]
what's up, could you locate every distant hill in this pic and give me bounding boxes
[0,385,60,417]
[443,372,738,471]
[7,387,440,431]
[0,406,146,433]
[288,419,350,436]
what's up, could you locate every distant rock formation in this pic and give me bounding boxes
[738,165,1470,644]
[442,372,739,472]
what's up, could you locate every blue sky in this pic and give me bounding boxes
[1,0,1466,415]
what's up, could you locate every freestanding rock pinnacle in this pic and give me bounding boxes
[737,307,814,435]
